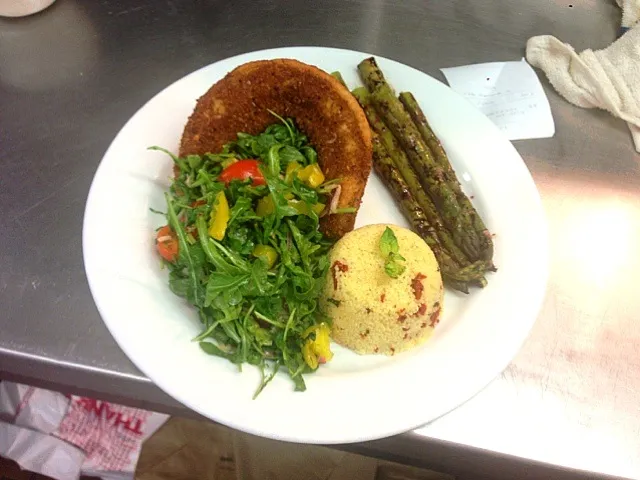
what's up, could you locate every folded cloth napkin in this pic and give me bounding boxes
[526,0,640,152]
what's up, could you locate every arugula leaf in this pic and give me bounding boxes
[267,124,290,143]
[166,193,204,307]
[229,197,255,224]
[263,169,299,219]
[245,259,272,296]
[291,177,319,204]
[267,109,295,143]
[253,359,281,399]
[196,216,244,275]
[256,134,279,156]
[203,152,236,163]
[149,146,188,172]
[232,132,258,158]
[186,155,202,170]
[190,170,224,195]
[205,273,250,306]
[168,271,190,298]
[253,295,286,324]
[210,239,250,272]
[200,341,235,361]
[266,145,281,177]
[300,146,317,165]
[279,145,306,167]
[287,220,313,272]
[226,224,255,255]
[237,183,268,199]
[219,323,241,347]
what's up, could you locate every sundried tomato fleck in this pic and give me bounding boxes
[411,273,427,300]
[414,303,427,317]
[331,260,349,290]
[380,293,386,303]
[374,346,379,353]
[420,322,427,328]
[429,307,442,327]
[402,326,410,332]
[397,308,407,323]
[403,333,409,340]
[335,261,349,272]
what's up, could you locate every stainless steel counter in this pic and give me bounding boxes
[1,1,639,479]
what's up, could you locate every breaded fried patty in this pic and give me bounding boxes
[179,59,372,239]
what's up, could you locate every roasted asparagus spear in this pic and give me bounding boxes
[399,91,494,263]
[331,71,348,88]
[352,87,471,268]
[358,57,483,262]
[371,133,488,292]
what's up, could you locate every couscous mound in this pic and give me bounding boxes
[321,224,443,355]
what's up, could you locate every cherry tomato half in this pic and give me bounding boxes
[156,225,179,262]
[219,160,266,186]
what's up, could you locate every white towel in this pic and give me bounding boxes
[617,0,640,28]
[526,1,640,152]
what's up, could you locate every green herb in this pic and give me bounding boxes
[384,259,406,278]
[327,298,341,307]
[151,113,337,397]
[333,207,357,214]
[379,227,406,278]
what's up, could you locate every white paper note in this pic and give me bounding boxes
[441,59,555,140]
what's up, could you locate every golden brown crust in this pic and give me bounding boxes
[179,58,372,239]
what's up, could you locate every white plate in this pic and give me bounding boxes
[83,47,547,444]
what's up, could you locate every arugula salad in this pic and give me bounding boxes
[152,113,343,397]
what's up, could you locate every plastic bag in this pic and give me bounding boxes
[0,381,167,480]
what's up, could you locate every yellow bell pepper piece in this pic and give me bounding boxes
[257,196,324,218]
[302,323,333,369]
[252,244,278,268]
[302,342,318,370]
[287,199,308,215]
[312,202,326,215]
[220,157,238,169]
[208,191,229,240]
[287,200,325,216]
[256,196,275,217]
[285,161,302,184]
[297,164,325,188]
